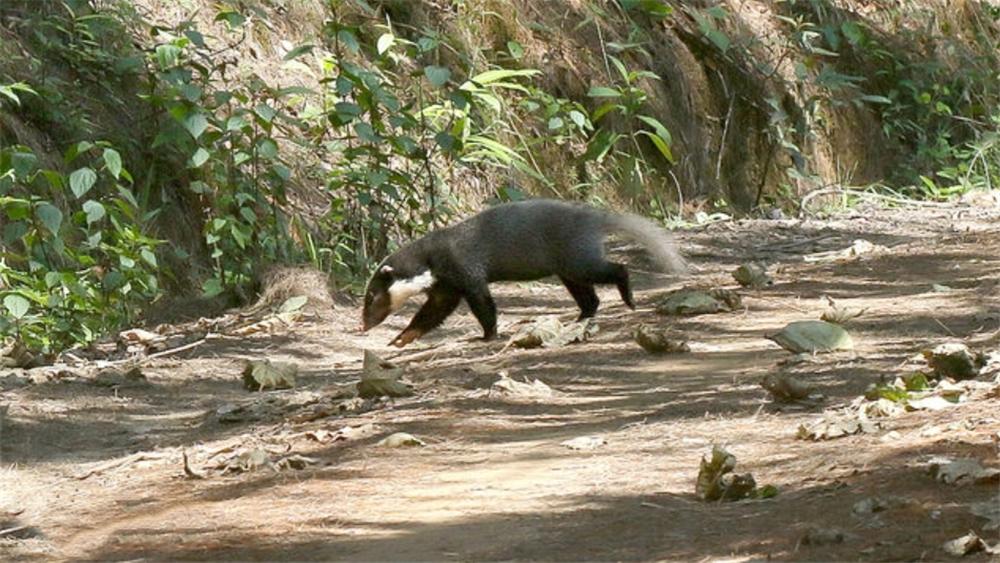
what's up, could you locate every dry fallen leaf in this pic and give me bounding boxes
[768,320,854,354]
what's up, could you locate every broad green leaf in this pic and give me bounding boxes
[424,65,451,88]
[507,40,524,59]
[215,9,246,29]
[141,248,157,268]
[226,115,247,131]
[103,148,122,179]
[189,147,210,168]
[11,150,37,178]
[35,202,63,234]
[354,122,380,143]
[3,294,29,319]
[184,112,209,139]
[82,200,106,224]
[69,167,97,198]
[569,110,589,129]
[155,44,181,69]
[254,103,277,123]
[548,116,564,130]
[257,138,279,159]
[435,131,457,151]
[587,86,621,98]
[337,29,360,53]
[376,33,394,55]
[3,221,27,244]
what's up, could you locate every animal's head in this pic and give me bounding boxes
[361,263,436,331]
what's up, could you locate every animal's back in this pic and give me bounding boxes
[451,200,605,281]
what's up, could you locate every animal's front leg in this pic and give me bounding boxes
[389,285,462,347]
[463,284,498,340]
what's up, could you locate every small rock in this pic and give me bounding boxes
[802,527,846,546]
[561,436,607,451]
[942,532,985,556]
[923,343,984,381]
[732,263,773,288]
[377,432,425,448]
[634,325,690,354]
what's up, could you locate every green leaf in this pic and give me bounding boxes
[637,130,675,164]
[226,115,248,131]
[424,65,451,88]
[469,69,540,85]
[155,44,181,69]
[548,116,564,130]
[11,150,37,178]
[587,86,621,98]
[141,248,157,268]
[257,138,279,159]
[337,29,360,53]
[255,103,277,123]
[82,200,106,224]
[215,9,246,29]
[189,147,210,168]
[569,110,588,129]
[3,221,27,244]
[591,101,621,122]
[581,130,621,162]
[103,148,122,179]
[376,33,394,55]
[858,94,892,105]
[36,202,63,234]
[3,294,30,319]
[705,28,730,52]
[69,167,97,198]
[240,206,257,224]
[435,131,457,151]
[636,115,673,144]
[283,43,314,61]
[184,112,209,139]
[507,40,524,59]
[354,122,380,143]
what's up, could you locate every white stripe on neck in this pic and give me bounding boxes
[388,270,436,311]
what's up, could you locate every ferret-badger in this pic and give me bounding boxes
[362,199,685,347]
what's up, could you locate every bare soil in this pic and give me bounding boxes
[2,203,999,561]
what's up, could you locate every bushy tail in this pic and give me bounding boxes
[604,213,687,274]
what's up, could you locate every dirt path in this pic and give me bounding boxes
[2,204,999,561]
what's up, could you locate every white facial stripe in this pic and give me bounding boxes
[387,270,436,311]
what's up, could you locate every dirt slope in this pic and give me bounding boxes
[3,201,999,561]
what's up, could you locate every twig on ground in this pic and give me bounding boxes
[75,451,171,480]
[183,451,205,480]
[800,187,952,216]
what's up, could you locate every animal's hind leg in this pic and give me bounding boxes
[463,283,498,340]
[560,277,600,320]
[390,284,462,347]
[582,261,634,310]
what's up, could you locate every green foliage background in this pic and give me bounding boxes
[0,0,997,354]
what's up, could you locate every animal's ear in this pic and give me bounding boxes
[379,264,394,275]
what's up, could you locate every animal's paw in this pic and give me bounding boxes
[390,329,422,348]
